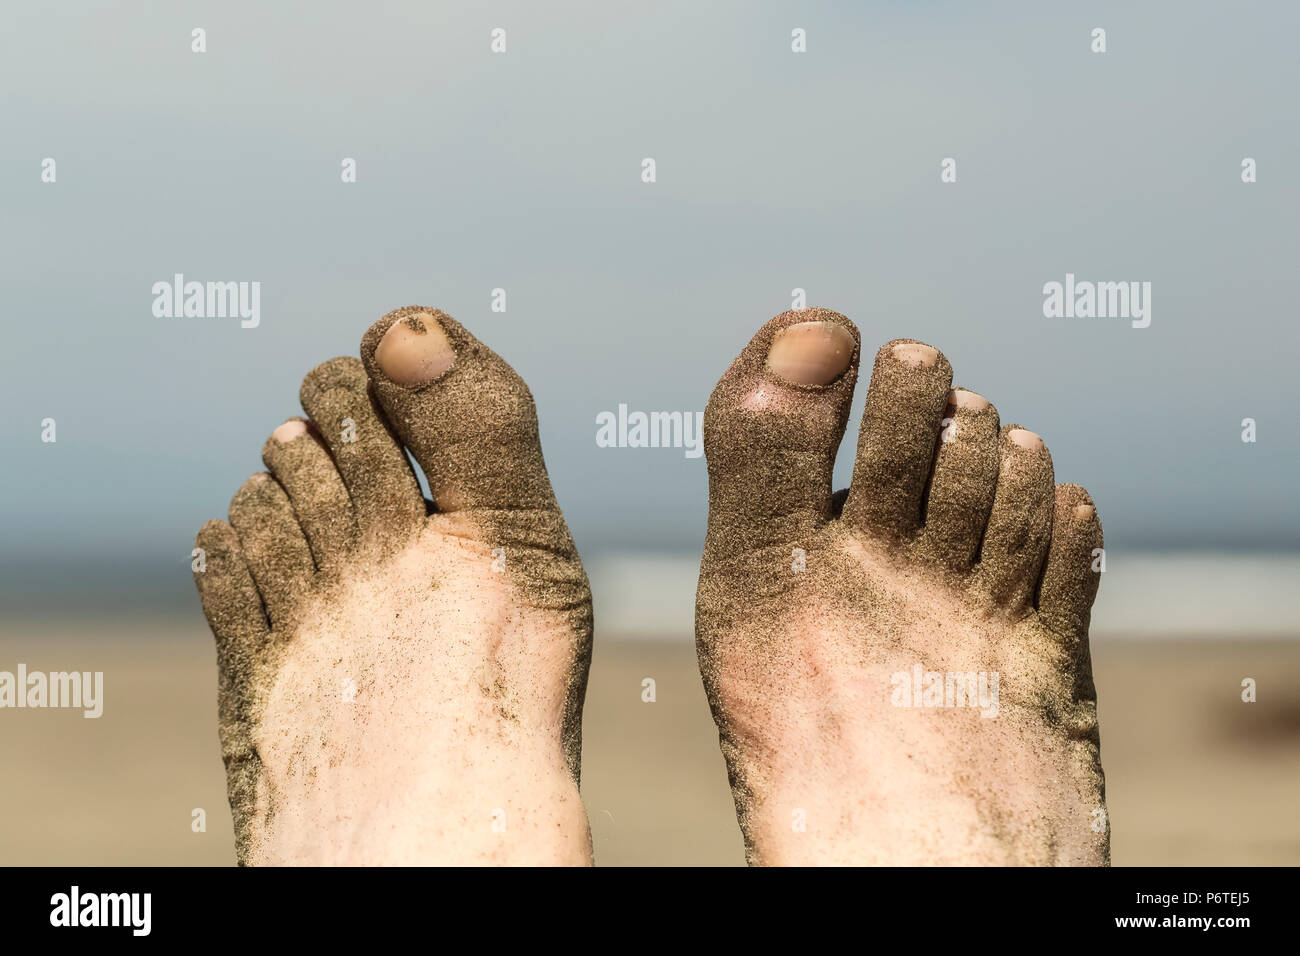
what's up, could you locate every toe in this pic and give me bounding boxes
[700,308,859,559]
[1037,484,1104,638]
[841,339,953,541]
[193,518,270,662]
[227,473,315,628]
[916,388,1001,570]
[971,425,1055,610]
[262,418,358,571]
[299,356,424,546]
[192,518,267,847]
[359,306,560,515]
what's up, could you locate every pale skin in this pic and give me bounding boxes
[196,307,1106,865]
[698,312,1107,865]
[195,309,592,865]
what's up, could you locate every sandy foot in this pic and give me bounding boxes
[194,307,593,865]
[696,309,1108,865]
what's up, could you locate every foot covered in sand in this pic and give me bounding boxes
[194,307,593,865]
[697,309,1108,865]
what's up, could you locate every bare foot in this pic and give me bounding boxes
[696,309,1108,865]
[193,307,592,865]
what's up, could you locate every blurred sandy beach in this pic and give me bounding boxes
[1,611,1296,866]
[5,0,1300,874]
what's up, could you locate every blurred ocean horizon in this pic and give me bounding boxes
[591,550,1300,640]
[3,549,1295,641]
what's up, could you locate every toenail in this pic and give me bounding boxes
[272,419,308,443]
[891,342,939,368]
[947,388,989,411]
[375,314,455,386]
[1008,428,1044,451]
[766,321,855,386]
[1073,504,1095,520]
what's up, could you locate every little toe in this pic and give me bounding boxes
[191,518,266,858]
[193,518,270,663]
[1037,484,1105,639]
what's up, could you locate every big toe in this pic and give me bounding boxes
[702,308,859,562]
[361,306,559,516]
[360,307,590,620]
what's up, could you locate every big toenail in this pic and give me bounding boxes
[1008,428,1044,451]
[947,388,989,411]
[272,419,308,443]
[891,342,939,368]
[375,314,455,386]
[1073,504,1095,520]
[766,321,855,386]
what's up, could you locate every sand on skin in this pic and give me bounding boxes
[0,613,1296,865]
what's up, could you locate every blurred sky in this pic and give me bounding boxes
[2,1,1297,610]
